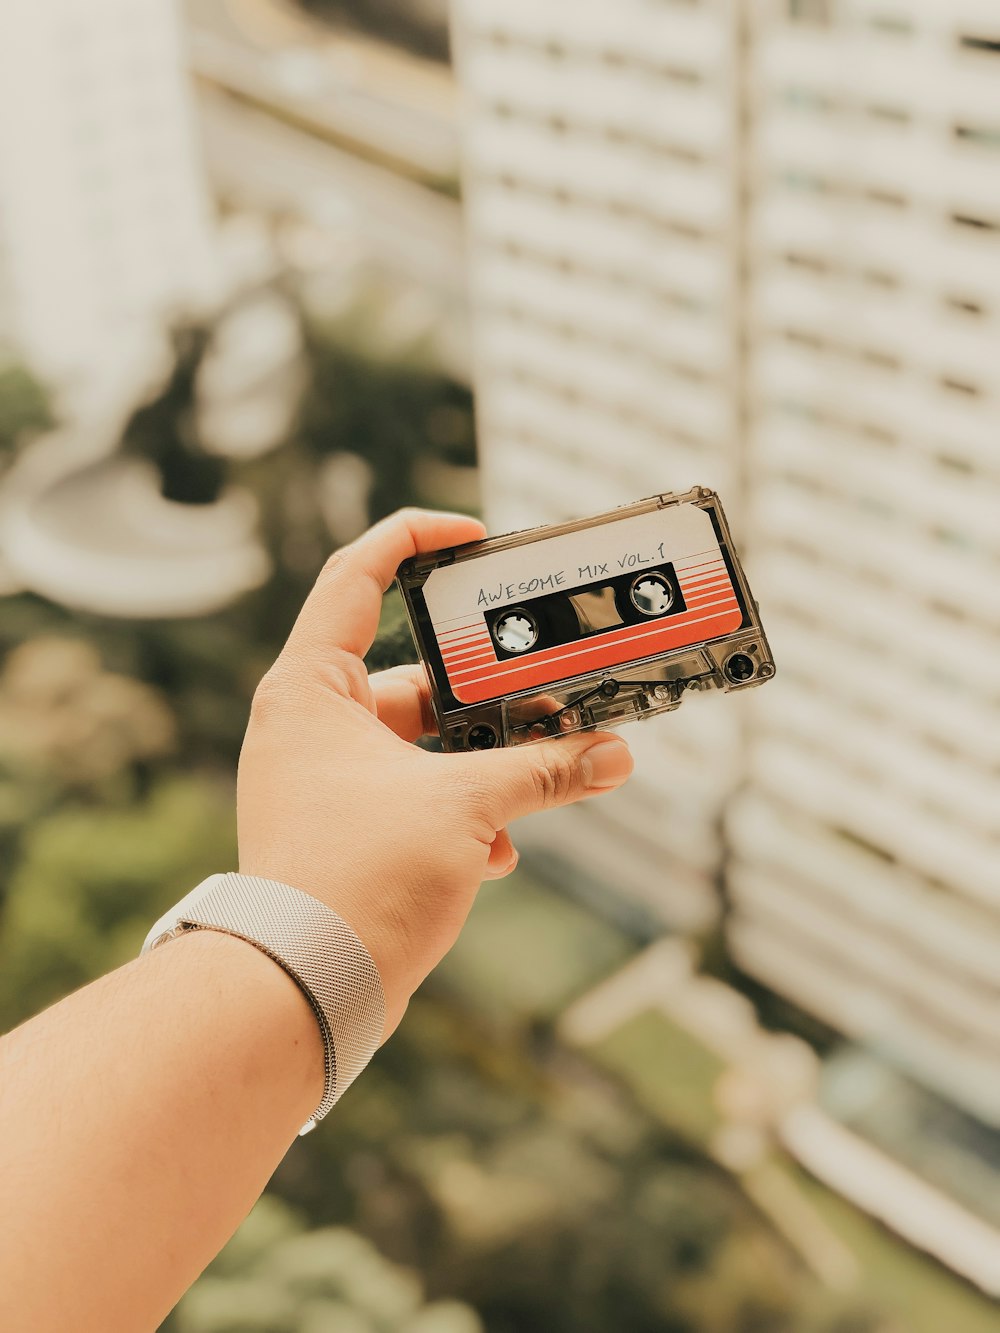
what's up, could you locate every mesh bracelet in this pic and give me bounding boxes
[142,873,385,1135]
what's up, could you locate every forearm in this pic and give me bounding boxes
[0,929,323,1333]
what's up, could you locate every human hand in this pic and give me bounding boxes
[237,509,634,1039]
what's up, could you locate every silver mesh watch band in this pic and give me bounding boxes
[142,872,385,1135]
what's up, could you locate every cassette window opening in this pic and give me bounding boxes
[485,562,688,662]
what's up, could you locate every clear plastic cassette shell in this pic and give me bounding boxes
[396,487,775,752]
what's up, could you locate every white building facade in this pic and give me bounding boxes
[451,0,749,932]
[452,0,1000,1219]
[0,0,217,386]
[730,0,1000,1127]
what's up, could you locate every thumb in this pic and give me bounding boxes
[455,731,634,828]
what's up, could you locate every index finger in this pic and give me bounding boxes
[287,508,486,662]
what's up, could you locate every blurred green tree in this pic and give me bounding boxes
[0,362,52,463]
[175,1197,483,1333]
[265,995,889,1333]
[0,775,236,1028]
[120,327,226,505]
[0,636,174,805]
[297,321,476,523]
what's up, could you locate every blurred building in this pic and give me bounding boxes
[730,0,1000,1142]
[452,0,1000,1280]
[0,0,217,386]
[450,0,748,933]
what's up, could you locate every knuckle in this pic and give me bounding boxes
[372,509,415,545]
[317,548,349,586]
[248,668,288,726]
[393,506,423,527]
[316,647,370,706]
[528,748,578,809]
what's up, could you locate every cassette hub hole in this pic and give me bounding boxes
[493,609,538,654]
[630,572,674,616]
[468,724,498,750]
[725,653,756,683]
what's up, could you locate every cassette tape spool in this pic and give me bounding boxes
[396,486,775,752]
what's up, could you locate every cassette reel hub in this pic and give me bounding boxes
[493,609,538,654]
[629,572,674,616]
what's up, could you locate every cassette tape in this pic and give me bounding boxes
[396,486,774,751]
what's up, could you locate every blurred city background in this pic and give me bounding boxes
[0,0,998,1329]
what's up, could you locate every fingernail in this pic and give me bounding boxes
[582,740,634,790]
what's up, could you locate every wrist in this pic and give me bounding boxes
[145,929,324,1132]
[237,855,401,1036]
[143,872,386,1132]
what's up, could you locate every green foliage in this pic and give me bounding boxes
[364,617,417,673]
[120,326,225,505]
[432,871,633,1025]
[0,362,52,460]
[587,1009,725,1145]
[176,1197,482,1333]
[298,321,476,521]
[0,636,175,823]
[365,585,418,676]
[0,775,236,1027]
[266,991,885,1333]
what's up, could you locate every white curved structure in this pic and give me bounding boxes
[0,426,269,618]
